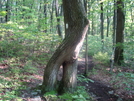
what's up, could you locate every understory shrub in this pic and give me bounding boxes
[93,52,109,65]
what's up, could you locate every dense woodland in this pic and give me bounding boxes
[0,0,134,101]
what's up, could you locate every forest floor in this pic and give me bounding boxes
[0,56,134,101]
[77,57,133,101]
[77,57,118,101]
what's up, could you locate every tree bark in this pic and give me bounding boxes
[130,7,134,32]
[110,0,117,71]
[100,1,104,51]
[49,0,54,33]
[113,0,117,45]
[41,0,89,94]
[106,1,110,37]
[55,0,63,38]
[114,0,125,65]
[0,0,3,23]
[44,0,47,33]
[91,10,94,35]
[5,0,10,22]
[83,0,89,76]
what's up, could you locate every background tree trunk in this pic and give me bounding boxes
[114,0,125,65]
[106,1,111,37]
[113,0,117,46]
[100,1,104,51]
[5,0,10,22]
[83,0,89,76]
[91,11,94,35]
[110,0,117,71]
[44,0,48,33]
[41,0,89,94]
[0,0,3,23]
[55,0,63,38]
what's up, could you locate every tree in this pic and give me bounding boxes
[113,0,117,46]
[83,0,89,76]
[100,1,104,50]
[43,0,48,32]
[110,0,117,71]
[50,0,55,32]
[55,0,63,38]
[0,0,2,22]
[106,1,111,37]
[114,0,125,65]
[41,0,89,94]
[5,0,10,22]
[130,2,134,32]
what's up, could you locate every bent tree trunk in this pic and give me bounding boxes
[41,0,89,94]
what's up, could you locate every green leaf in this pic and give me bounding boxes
[0,11,7,16]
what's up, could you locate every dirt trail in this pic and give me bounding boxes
[77,57,118,101]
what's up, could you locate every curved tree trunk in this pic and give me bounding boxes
[41,0,89,94]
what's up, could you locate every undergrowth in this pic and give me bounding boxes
[44,86,93,101]
[88,64,134,100]
[87,35,134,68]
[0,22,61,101]
[0,20,133,100]
[0,59,39,100]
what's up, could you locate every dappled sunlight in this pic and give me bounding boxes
[0,64,8,69]
[0,75,11,81]
[32,74,43,80]
[0,0,133,100]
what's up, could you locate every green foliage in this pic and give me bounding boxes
[44,91,58,100]
[23,60,38,74]
[0,20,61,62]
[87,35,102,56]
[0,11,7,16]
[0,72,25,101]
[109,72,134,95]
[87,34,134,67]
[124,35,134,68]
[0,15,62,100]
[0,91,18,101]
[93,52,109,64]
[88,68,98,76]
[0,40,24,57]
[0,0,133,100]
[87,35,112,56]
[43,76,94,100]
[77,75,94,83]
[0,58,36,101]
[117,72,134,79]
[44,86,92,101]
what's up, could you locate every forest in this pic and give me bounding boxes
[0,0,134,101]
